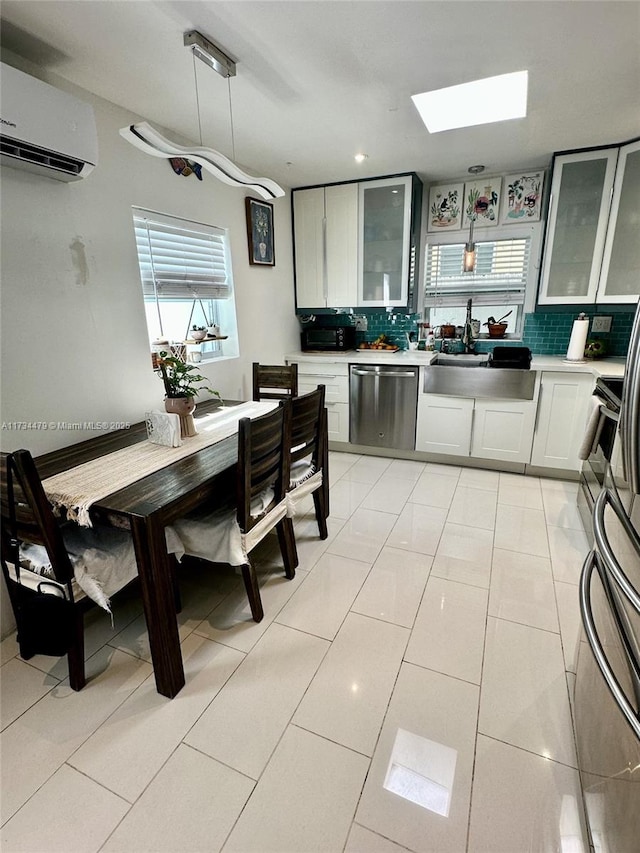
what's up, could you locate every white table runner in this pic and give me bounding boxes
[43,401,278,526]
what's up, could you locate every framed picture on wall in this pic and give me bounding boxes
[245,197,275,266]
[501,171,545,223]
[462,178,502,227]
[427,183,464,231]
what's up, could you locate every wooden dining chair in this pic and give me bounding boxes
[168,402,298,622]
[286,385,329,539]
[252,362,298,402]
[0,449,140,690]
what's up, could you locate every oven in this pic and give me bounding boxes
[578,377,623,535]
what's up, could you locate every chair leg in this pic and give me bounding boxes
[68,610,86,691]
[277,518,298,579]
[312,489,329,540]
[240,563,264,622]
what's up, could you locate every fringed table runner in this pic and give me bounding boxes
[43,401,277,527]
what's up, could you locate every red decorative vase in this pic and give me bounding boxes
[165,396,197,437]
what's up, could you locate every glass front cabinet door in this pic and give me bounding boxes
[538,149,618,305]
[358,176,413,307]
[597,139,640,303]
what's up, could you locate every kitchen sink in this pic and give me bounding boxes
[431,353,490,367]
[424,358,537,400]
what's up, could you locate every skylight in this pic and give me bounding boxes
[411,71,528,133]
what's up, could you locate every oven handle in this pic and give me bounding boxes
[598,404,619,422]
[580,549,640,740]
[594,488,640,611]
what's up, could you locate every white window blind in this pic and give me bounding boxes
[133,208,232,299]
[425,237,530,308]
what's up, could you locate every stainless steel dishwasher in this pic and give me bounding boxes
[350,364,419,450]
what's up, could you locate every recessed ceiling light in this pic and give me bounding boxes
[354,153,368,163]
[411,71,528,133]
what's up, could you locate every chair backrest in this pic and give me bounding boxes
[0,449,74,585]
[290,385,326,469]
[252,363,298,402]
[236,401,292,533]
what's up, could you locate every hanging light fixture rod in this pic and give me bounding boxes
[184,30,236,78]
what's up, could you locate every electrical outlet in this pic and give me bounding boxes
[591,315,612,333]
[355,316,368,331]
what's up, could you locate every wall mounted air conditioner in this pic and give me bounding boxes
[0,62,98,182]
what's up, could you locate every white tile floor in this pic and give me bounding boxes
[0,451,593,852]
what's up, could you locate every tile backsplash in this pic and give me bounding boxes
[521,308,635,357]
[298,306,636,356]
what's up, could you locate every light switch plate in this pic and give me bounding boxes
[592,315,612,333]
[355,317,368,331]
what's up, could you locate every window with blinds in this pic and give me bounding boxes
[424,236,531,308]
[133,208,233,300]
[131,207,239,362]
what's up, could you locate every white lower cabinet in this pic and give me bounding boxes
[416,393,537,463]
[416,394,474,455]
[471,399,538,464]
[291,360,350,443]
[530,371,594,470]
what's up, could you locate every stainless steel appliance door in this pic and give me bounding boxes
[620,299,640,494]
[576,490,640,853]
[349,364,418,450]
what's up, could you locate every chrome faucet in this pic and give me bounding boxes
[463,298,475,354]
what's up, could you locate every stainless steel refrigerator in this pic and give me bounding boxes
[575,301,640,852]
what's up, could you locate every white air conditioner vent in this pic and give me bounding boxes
[0,62,98,182]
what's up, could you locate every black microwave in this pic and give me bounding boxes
[301,325,356,352]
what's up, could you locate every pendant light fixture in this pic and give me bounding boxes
[119,30,285,200]
[463,164,485,273]
[463,216,476,273]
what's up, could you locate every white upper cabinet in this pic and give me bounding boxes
[538,140,640,305]
[293,187,326,309]
[293,183,358,309]
[325,184,359,308]
[358,176,413,307]
[598,139,640,302]
[538,149,617,304]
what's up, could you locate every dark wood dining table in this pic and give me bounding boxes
[34,399,243,699]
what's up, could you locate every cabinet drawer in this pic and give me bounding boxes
[294,360,348,376]
[299,372,348,404]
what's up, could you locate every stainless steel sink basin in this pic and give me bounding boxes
[431,354,490,367]
[424,358,536,400]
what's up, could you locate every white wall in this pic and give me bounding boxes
[0,59,300,635]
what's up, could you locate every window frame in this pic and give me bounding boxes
[421,222,542,339]
[131,207,239,364]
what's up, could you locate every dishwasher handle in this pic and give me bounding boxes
[351,368,416,378]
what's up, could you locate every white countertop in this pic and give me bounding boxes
[286,350,626,378]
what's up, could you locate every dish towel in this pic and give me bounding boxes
[578,396,604,460]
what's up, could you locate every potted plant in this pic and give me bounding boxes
[158,352,221,437]
[191,324,207,341]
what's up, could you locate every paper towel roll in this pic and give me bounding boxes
[565,316,590,362]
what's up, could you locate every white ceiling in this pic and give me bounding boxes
[1,1,639,188]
